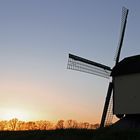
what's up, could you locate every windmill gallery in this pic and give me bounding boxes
[67,7,140,129]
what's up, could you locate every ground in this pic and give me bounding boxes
[1,128,140,140]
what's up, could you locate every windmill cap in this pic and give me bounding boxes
[111,55,140,76]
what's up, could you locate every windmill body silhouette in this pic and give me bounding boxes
[67,7,129,128]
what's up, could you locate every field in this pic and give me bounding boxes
[1,128,140,140]
[0,129,94,140]
[93,127,140,140]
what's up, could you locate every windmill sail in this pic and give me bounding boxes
[67,6,129,128]
[100,7,129,128]
[104,93,113,126]
[115,7,129,64]
[100,82,113,128]
[68,54,111,79]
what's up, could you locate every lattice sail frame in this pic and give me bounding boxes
[104,93,113,126]
[67,54,111,79]
[114,7,129,64]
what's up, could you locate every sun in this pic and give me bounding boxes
[2,109,30,121]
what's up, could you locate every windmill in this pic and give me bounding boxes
[67,7,129,128]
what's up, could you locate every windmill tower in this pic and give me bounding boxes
[67,7,129,128]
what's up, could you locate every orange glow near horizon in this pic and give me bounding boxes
[0,107,101,124]
[1,109,31,121]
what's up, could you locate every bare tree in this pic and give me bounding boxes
[8,118,18,130]
[26,121,36,130]
[56,120,64,129]
[0,121,7,130]
[0,118,100,130]
[65,120,78,129]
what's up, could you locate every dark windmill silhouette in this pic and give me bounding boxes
[67,7,129,128]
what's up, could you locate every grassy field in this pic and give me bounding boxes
[0,129,94,140]
[1,128,140,140]
[92,127,140,140]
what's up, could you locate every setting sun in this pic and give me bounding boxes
[1,109,30,121]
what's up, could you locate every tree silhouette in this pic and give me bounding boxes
[0,119,98,130]
[66,120,78,128]
[56,120,64,129]
[0,121,7,130]
[8,118,18,130]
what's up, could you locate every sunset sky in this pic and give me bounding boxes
[0,0,140,123]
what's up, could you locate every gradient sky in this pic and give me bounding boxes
[0,0,140,123]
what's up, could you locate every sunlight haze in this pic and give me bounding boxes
[0,0,140,124]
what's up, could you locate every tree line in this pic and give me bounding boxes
[0,118,99,131]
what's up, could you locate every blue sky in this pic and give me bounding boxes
[0,0,140,123]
